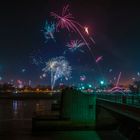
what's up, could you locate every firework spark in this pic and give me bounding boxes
[109,69,113,72]
[84,26,89,35]
[66,40,85,52]
[95,56,103,63]
[40,75,43,79]
[32,58,39,65]
[21,69,26,73]
[31,56,44,66]
[42,56,72,89]
[84,26,96,44]
[42,20,56,41]
[80,75,86,81]
[42,73,46,78]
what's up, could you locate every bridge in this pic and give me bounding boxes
[96,93,140,139]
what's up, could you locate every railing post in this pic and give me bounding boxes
[122,95,126,104]
[131,95,134,105]
[138,96,140,104]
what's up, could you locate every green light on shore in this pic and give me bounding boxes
[82,86,85,90]
[100,81,104,85]
[88,84,92,88]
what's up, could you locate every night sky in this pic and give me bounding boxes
[0,0,140,86]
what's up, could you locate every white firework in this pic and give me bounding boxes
[42,56,72,89]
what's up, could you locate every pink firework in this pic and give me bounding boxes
[51,5,91,50]
[51,5,74,31]
[95,56,103,63]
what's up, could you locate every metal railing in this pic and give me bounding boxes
[96,93,140,107]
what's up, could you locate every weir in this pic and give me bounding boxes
[32,88,96,131]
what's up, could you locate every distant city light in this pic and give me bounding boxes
[81,86,85,90]
[100,80,104,85]
[132,77,135,80]
[88,84,92,88]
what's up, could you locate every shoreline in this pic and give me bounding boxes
[0,92,61,100]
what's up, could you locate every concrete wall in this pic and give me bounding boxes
[61,89,96,122]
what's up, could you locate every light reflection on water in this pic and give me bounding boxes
[0,99,53,120]
[12,100,18,118]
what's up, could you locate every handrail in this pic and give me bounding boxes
[96,93,140,107]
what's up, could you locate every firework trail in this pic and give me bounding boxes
[116,72,122,87]
[66,40,85,52]
[42,20,56,42]
[84,25,105,81]
[95,56,103,63]
[84,26,95,44]
[42,56,71,89]
[51,5,94,54]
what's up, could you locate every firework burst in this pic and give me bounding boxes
[51,5,74,31]
[66,40,85,52]
[95,56,103,63]
[84,26,95,44]
[42,20,56,41]
[42,56,72,89]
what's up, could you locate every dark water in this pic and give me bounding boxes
[0,99,124,140]
[0,99,53,120]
